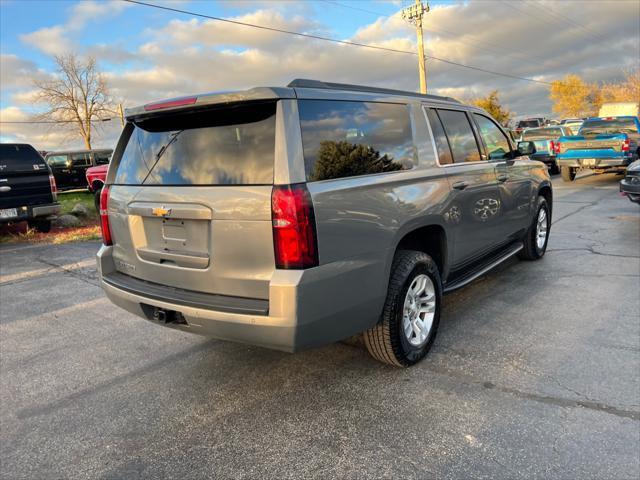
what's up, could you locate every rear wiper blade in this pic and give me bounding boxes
[141,130,184,184]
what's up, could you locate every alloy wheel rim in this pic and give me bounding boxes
[536,207,548,250]
[402,274,436,347]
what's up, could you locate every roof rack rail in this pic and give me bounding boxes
[287,78,461,103]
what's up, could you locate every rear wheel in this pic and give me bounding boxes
[519,196,550,261]
[364,250,442,367]
[561,166,576,182]
[549,163,560,175]
[27,218,51,233]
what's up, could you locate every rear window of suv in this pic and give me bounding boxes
[113,102,276,186]
[298,100,414,182]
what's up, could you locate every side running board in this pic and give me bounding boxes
[443,243,523,293]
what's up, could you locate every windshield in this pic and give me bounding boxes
[114,102,276,186]
[579,118,638,135]
[522,128,563,140]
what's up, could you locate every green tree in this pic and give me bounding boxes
[471,90,512,126]
[310,141,403,181]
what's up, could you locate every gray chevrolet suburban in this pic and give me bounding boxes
[97,79,552,367]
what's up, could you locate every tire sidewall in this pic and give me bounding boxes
[533,197,550,257]
[394,259,442,365]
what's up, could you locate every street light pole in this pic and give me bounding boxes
[402,0,429,94]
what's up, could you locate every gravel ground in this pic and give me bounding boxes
[1,173,638,479]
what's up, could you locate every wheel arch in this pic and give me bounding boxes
[392,221,449,281]
[538,182,553,217]
[91,179,104,192]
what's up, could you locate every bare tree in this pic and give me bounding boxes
[33,54,113,149]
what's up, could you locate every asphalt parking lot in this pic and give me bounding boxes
[1,173,638,479]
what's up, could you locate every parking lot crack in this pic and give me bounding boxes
[425,365,640,421]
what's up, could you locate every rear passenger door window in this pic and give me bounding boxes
[473,114,511,160]
[298,100,414,181]
[433,109,482,163]
[425,108,453,165]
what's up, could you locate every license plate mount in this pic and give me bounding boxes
[582,158,596,166]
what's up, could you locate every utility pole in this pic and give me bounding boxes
[402,0,429,94]
[117,103,125,127]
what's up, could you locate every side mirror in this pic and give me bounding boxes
[517,141,537,156]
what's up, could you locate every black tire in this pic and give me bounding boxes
[27,219,51,233]
[549,163,560,175]
[561,166,576,182]
[519,196,550,261]
[364,250,442,367]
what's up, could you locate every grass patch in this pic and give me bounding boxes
[58,190,98,222]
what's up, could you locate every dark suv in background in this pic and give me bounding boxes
[97,79,552,367]
[45,149,112,191]
[0,143,59,232]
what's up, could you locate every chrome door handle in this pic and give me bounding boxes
[497,174,508,182]
[0,186,11,192]
[452,181,468,190]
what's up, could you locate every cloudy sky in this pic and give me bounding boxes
[1,0,638,150]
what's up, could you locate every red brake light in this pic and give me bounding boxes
[99,186,112,246]
[622,138,630,152]
[48,174,57,201]
[551,140,560,154]
[144,97,197,111]
[271,184,318,269]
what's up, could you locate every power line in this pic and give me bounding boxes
[319,0,550,65]
[122,0,556,87]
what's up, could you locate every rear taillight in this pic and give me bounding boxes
[48,174,57,201]
[271,184,318,269]
[99,186,112,246]
[552,141,560,154]
[622,138,630,152]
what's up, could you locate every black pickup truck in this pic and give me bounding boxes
[0,143,60,232]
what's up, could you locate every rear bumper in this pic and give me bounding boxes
[557,156,633,168]
[97,245,387,352]
[0,202,59,223]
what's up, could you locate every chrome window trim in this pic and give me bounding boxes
[421,104,493,168]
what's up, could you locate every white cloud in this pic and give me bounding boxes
[4,0,640,149]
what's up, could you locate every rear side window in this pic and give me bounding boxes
[93,151,111,165]
[435,110,482,163]
[71,152,91,167]
[425,108,453,165]
[298,100,414,182]
[114,102,276,185]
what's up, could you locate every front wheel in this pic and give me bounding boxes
[561,166,576,182]
[364,250,442,367]
[519,196,550,261]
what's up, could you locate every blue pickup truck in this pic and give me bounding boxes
[556,116,640,182]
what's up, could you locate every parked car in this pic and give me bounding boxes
[96,79,552,367]
[515,118,543,136]
[0,143,60,232]
[556,116,640,182]
[620,159,640,204]
[86,164,108,210]
[45,149,112,191]
[521,126,573,174]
